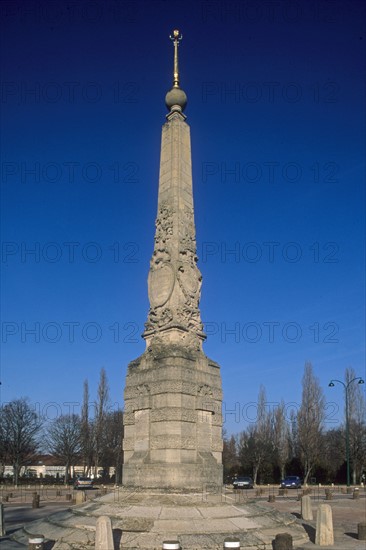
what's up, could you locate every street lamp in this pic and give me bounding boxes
[329,376,364,487]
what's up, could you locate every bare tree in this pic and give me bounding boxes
[93,367,110,477]
[297,362,325,484]
[99,410,124,483]
[46,414,82,484]
[346,367,366,483]
[273,400,290,480]
[222,430,239,480]
[322,427,345,481]
[238,386,273,484]
[81,379,93,476]
[1,398,41,485]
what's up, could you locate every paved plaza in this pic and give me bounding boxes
[1,484,365,548]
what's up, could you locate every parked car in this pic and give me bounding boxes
[280,476,302,489]
[233,476,254,489]
[74,477,94,490]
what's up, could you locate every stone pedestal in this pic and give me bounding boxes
[95,516,114,549]
[301,495,313,520]
[315,503,334,546]
[358,522,366,540]
[123,345,223,490]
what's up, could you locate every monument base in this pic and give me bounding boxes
[9,489,310,549]
[122,344,223,491]
[122,458,223,491]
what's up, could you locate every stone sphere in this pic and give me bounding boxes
[165,87,187,112]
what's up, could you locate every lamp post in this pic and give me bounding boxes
[329,376,364,487]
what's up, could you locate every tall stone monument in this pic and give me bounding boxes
[122,30,223,490]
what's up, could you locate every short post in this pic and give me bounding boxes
[325,489,333,501]
[0,503,5,536]
[223,537,240,548]
[273,533,293,550]
[358,522,366,540]
[32,493,40,509]
[28,534,44,549]
[162,542,180,550]
[346,487,352,494]
[353,488,360,499]
[301,495,313,521]
[95,516,114,549]
[315,503,334,546]
[268,494,276,502]
[75,490,86,504]
[65,493,72,501]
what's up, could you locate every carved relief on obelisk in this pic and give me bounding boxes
[143,33,205,351]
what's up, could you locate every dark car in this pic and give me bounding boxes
[233,476,254,489]
[74,476,94,490]
[280,476,302,489]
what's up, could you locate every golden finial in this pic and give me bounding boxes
[169,29,183,88]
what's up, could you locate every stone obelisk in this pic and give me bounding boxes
[122,30,223,490]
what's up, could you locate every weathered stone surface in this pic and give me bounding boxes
[315,503,334,546]
[273,532,293,550]
[358,522,366,540]
[301,495,313,520]
[75,491,86,504]
[94,516,114,550]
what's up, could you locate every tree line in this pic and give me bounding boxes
[0,368,123,485]
[223,364,366,485]
[1,363,364,486]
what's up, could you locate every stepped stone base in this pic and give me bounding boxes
[9,488,310,549]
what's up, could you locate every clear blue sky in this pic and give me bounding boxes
[1,0,365,435]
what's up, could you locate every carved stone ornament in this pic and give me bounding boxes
[148,262,175,308]
[177,261,201,300]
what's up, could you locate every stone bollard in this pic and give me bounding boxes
[315,503,334,546]
[346,487,352,494]
[28,534,44,549]
[273,533,293,550]
[2,495,9,502]
[95,516,114,549]
[341,487,346,494]
[268,494,276,502]
[358,522,366,540]
[75,490,86,504]
[353,488,360,499]
[301,495,313,521]
[0,503,5,536]
[65,493,72,501]
[223,537,240,548]
[325,489,333,501]
[56,489,61,497]
[32,494,40,509]
[279,488,286,496]
[162,542,180,550]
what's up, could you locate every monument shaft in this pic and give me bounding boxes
[122,31,223,490]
